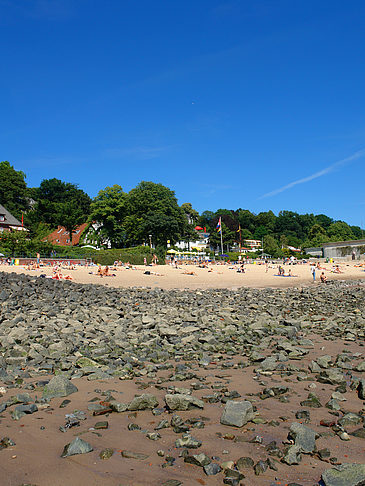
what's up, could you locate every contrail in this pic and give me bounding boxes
[258,149,365,199]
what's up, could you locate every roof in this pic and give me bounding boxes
[0,204,23,227]
[44,222,89,246]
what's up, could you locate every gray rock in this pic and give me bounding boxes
[127,394,159,411]
[43,375,78,399]
[165,393,204,411]
[204,462,222,475]
[220,400,254,427]
[236,456,254,470]
[184,453,211,466]
[288,422,317,453]
[282,445,302,465]
[175,434,202,449]
[322,463,365,486]
[61,437,93,457]
[121,450,149,459]
[338,413,362,427]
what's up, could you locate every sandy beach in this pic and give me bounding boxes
[1,260,365,290]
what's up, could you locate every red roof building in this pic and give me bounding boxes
[44,223,89,246]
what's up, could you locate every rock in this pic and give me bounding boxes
[184,453,211,466]
[318,369,346,386]
[204,462,222,475]
[236,456,254,470]
[99,448,114,459]
[288,422,317,453]
[358,379,365,400]
[350,429,365,439]
[300,392,322,408]
[254,460,268,475]
[175,434,202,449]
[128,394,159,411]
[43,376,78,399]
[282,445,302,465]
[161,481,182,486]
[220,400,254,427]
[338,413,362,427]
[61,437,93,457]
[110,400,128,413]
[121,450,149,460]
[322,463,365,486]
[0,437,16,450]
[164,393,204,411]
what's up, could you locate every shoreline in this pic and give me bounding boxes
[1,260,365,291]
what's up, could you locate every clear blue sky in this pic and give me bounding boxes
[1,0,365,226]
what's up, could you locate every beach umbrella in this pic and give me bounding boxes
[195,226,203,230]
[167,249,177,254]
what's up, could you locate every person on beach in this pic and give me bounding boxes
[320,271,328,283]
[152,254,158,265]
[311,264,316,282]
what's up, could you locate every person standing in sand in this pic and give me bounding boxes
[311,264,316,282]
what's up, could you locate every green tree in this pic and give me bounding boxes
[89,185,127,247]
[209,222,236,251]
[0,161,29,219]
[126,181,186,247]
[263,234,282,257]
[327,221,355,241]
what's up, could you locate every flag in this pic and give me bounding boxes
[216,217,222,233]
[21,213,24,227]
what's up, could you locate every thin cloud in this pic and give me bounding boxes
[259,149,365,199]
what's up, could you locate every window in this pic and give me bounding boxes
[0,215,5,222]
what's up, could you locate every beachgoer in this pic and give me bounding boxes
[311,264,316,282]
[320,272,327,283]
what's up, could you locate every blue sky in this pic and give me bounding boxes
[1,0,365,226]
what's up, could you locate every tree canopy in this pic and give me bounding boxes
[0,161,29,219]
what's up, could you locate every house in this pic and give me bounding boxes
[0,205,27,232]
[44,223,89,246]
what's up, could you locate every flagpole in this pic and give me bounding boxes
[220,220,224,255]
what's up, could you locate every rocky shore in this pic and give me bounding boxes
[1,271,365,485]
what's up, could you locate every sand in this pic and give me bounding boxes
[1,260,365,290]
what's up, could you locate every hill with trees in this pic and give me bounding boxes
[0,160,363,257]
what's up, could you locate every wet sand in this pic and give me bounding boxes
[1,260,365,290]
[1,333,365,486]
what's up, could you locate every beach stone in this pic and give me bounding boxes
[128,394,158,411]
[288,422,317,453]
[161,481,182,486]
[318,369,346,386]
[164,393,204,411]
[220,400,254,427]
[121,450,149,460]
[175,434,202,449]
[14,404,38,414]
[43,376,78,399]
[236,456,254,470]
[204,462,222,475]
[0,437,15,450]
[338,413,362,427]
[357,379,365,400]
[99,448,114,459]
[110,401,128,413]
[184,453,211,466]
[300,392,322,408]
[326,398,341,411]
[61,437,93,457]
[322,463,365,486]
[349,428,365,439]
[282,445,302,465]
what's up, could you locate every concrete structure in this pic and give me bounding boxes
[305,239,365,260]
[0,205,27,232]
